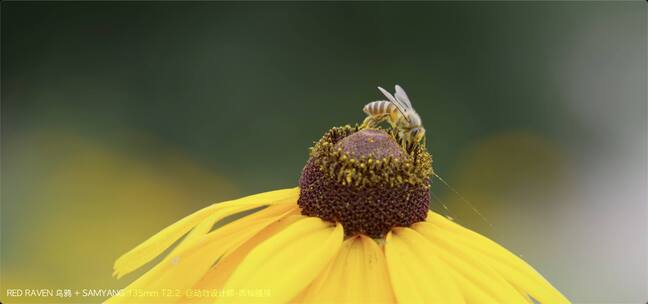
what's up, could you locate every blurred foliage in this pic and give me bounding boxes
[2,128,238,302]
[4,2,621,189]
[432,132,569,232]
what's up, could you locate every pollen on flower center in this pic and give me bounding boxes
[298,126,433,238]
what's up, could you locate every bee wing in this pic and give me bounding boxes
[378,86,398,104]
[394,85,413,109]
[378,86,411,122]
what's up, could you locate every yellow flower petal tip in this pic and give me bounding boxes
[111,188,299,278]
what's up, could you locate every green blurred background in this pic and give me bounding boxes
[2,2,646,303]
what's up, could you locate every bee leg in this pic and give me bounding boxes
[360,115,388,129]
[389,128,398,140]
[388,112,400,129]
[360,116,375,129]
[397,129,408,151]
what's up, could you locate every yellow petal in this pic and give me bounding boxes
[181,214,304,304]
[299,235,395,303]
[385,227,465,304]
[106,203,297,304]
[413,222,530,303]
[214,188,300,209]
[218,217,343,304]
[170,205,257,258]
[187,212,304,295]
[113,187,299,278]
[426,211,569,304]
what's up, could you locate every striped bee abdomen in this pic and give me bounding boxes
[363,100,396,116]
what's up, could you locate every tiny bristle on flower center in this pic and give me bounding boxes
[298,126,433,238]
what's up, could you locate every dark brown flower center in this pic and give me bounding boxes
[297,126,432,238]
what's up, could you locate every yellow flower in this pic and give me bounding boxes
[108,126,569,304]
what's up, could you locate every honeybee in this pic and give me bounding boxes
[360,85,426,149]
